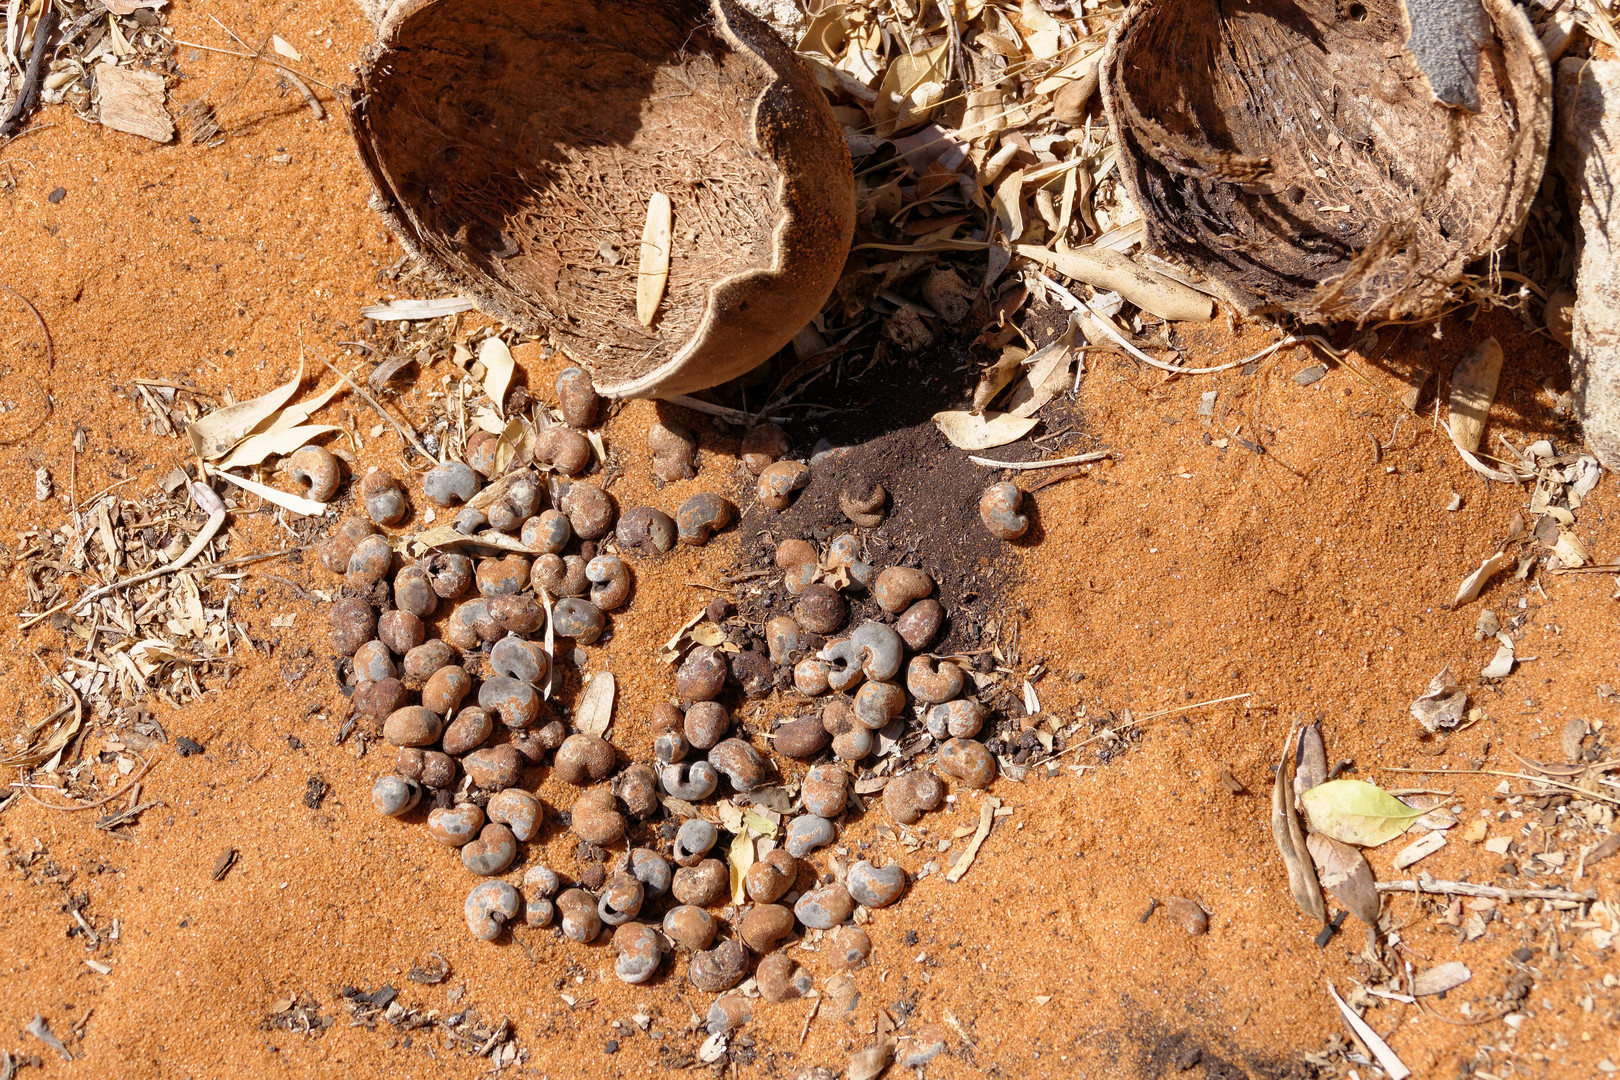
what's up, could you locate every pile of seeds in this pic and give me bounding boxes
[321,365,1010,1011]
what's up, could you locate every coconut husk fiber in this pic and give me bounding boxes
[1100,0,1550,325]
[344,0,855,397]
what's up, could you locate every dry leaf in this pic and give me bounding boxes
[216,425,341,469]
[872,42,950,135]
[187,361,304,460]
[1301,780,1424,848]
[477,337,515,417]
[101,0,165,12]
[993,168,1027,244]
[932,410,1039,450]
[727,828,755,906]
[1410,666,1468,732]
[271,34,303,61]
[207,466,326,516]
[1447,337,1503,454]
[1412,961,1472,997]
[263,380,345,433]
[972,346,1027,412]
[1305,833,1380,926]
[1326,982,1411,1080]
[637,192,672,326]
[1271,729,1327,924]
[574,672,615,737]
[1015,245,1214,322]
[408,525,533,555]
[1293,723,1327,800]
[1481,633,1514,679]
[1007,320,1077,418]
[1451,551,1511,607]
[359,297,475,321]
[1393,831,1447,869]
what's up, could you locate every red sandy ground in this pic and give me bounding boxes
[0,1,1616,1077]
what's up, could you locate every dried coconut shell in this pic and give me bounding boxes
[1100,0,1550,324]
[344,0,855,397]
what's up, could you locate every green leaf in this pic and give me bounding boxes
[1301,779,1425,847]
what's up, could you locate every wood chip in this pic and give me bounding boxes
[1393,831,1447,869]
[96,62,174,143]
[211,847,238,881]
[945,796,999,883]
[637,192,672,326]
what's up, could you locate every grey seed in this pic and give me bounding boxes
[490,636,548,684]
[372,774,421,817]
[653,731,689,765]
[597,872,645,926]
[853,681,906,729]
[793,882,854,929]
[346,534,393,589]
[353,639,396,682]
[461,823,519,876]
[454,507,489,535]
[552,598,606,643]
[660,761,719,801]
[708,993,754,1033]
[427,803,484,846]
[421,664,472,716]
[587,554,632,610]
[465,880,521,940]
[612,922,664,985]
[785,814,836,858]
[462,744,523,789]
[628,848,673,897]
[615,506,676,556]
[361,471,408,526]
[401,639,457,688]
[676,492,733,545]
[979,481,1029,540]
[846,860,907,908]
[423,462,481,507]
[425,552,474,599]
[673,818,718,866]
[557,888,602,943]
[521,509,571,555]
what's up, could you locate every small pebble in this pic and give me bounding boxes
[925,699,987,740]
[597,872,645,926]
[775,538,819,595]
[442,707,494,756]
[765,616,806,665]
[535,426,592,475]
[838,478,886,528]
[402,640,458,688]
[421,665,472,715]
[552,598,606,643]
[352,678,409,719]
[478,675,543,729]
[613,763,661,818]
[1165,896,1209,935]
[823,974,861,1015]
[522,509,571,555]
[346,534,393,589]
[425,552,474,598]
[352,639,397,682]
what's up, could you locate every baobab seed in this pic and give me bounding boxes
[505,474,543,518]
[785,814,836,859]
[744,849,798,904]
[478,675,543,729]
[756,952,812,1003]
[688,939,747,993]
[676,492,733,545]
[289,444,343,503]
[739,423,790,474]
[361,471,408,526]
[329,597,376,656]
[938,737,995,788]
[647,419,698,482]
[377,610,427,655]
[475,554,531,597]
[683,701,729,750]
[613,922,663,985]
[395,746,427,781]
[671,859,728,906]
[419,750,457,790]
[756,460,810,510]
[662,905,716,951]
[535,426,592,476]
[556,366,600,428]
[384,705,442,748]
[793,584,845,635]
[522,509,571,555]
[570,788,626,845]
[774,714,831,759]
[393,564,437,618]
[883,770,944,825]
[372,774,421,817]
[463,744,523,789]
[597,872,645,926]
[531,553,589,598]
[454,507,489,535]
[352,678,409,719]
[559,481,614,540]
[709,738,772,792]
[427,803,484,846]
[426,552,474,599]
[615,506,676,556]
[628,848,673,898]
[872,566,933,614]
[775,538,819,595]
[402,640,458,688]
[978,481,1029,540]
[489,593,544,634]
[766,616,805,665]
[846,860,907,908]
[555,733,616,785]
[673,818,718,866]
[422,461,481,507]
[353,639,396,683]
[675,645,727,702]
[895,599,944,651]
[442,707,494,756]
[801,763,850,819]
[793,882,854,929]
[738,903,795,953]
[827,925,871,971]
[465,880,520,941]
[421,665,472,716]
[649,700,684,737]
[556,888,602,943]
[319,517,378,574]
[730,649,774,700]
[465,430,500,478]
[612,763,660,818]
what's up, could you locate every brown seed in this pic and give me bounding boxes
[802,763,850,818]
[612,921,664,984]
[683,701,730,750]
[793,584,845,635]
[688,938,747,993]
[427,803,484,846]
[556,888,602,943]
[465,429,500,477]
[793,883,854,929]
[535,425,592,476]
[765,616,805,665]
[676,493,733,546]
[838,478,886,528]
[740,423,790,474]
[883,770,944,825]
[554,733,616,785]
[675,645,728,702]
[938,738,995,788]
[774,538,819,595]
[978,481,1029,540]
[395,745,426,781]
[744,849,798,904]
[559,481,614,540]
[463,744,523,789]
[419,665,470,716]
[319,517,378,574]
[555,366,600,428]
[477,676,544,729]
[615,506,677,556]
[329,597,376,656]
[774,714,831,759]
[425,552,474,598]
[730,649,773,700]
[443,707,495,756]
[530,553,589,597]
[361,470,408,525]
[872,566,934,614]
[1164,896,1209,935]
[489,593,545,634]
[402,640,458,688]
[346,534,393,590]
[827,925,871,971]
[377,610,426,655]
[476,554,531,597]
[353,678,409,719]
[521,509,571,555]
[709,738,772,792]
[419,750,457,790]
[393,564,437,618]
[569,787,626,844]
[662,904,717,951]
[612,762,660,818]
[756,460,810,510]
[649,700,684,737]
[895,599,944,651]
[461,823,518,876]
[756,952,812,1003]
[647,419,698,482]
[384,705,442,747]
[671,858,728,906]
[738,903,795,953]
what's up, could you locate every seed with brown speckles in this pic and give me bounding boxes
[556,366,600,428]
[361,471,408,525]
[647,419,697,482]
[683,701,729,750]
[476,555,531,597]
[938,738,995,788]
[756,460,810,510]
[744,849,798,904]
[872,566,933,614]
[560,481,614,540]
[535,426,592,475]
[675,646,727,701]
[319,517,377,574]
[442,707,494,756]
[895,599,944,650]
[793,584,845,635]
[671,859,728,906]
[421,665,472,716]
[738,904,795,953]
[329,598,376,656]
[883,770,944,825]
[377,610,426,654]
[463,744,524,789]
[353,678,409,719]
[757,952,812,1003]
[346,534,393,589]
[740,424,790,474]
[774,714,831,759]
[689,939,747,993]
[570,788,626,844]
[554,733,616,785]
[401,640,457,688]
[662,904,716,951]
[676,493,733,545]
[615,506,676,556]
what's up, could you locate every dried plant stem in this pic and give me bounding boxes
[967,451,1112,470]
[1036,692,1253,765]
[1376,879,1595,903]
[309,349,434,462]
[15,753,155,813]
[18,508,227,630]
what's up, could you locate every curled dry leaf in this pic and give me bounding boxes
[359,297,476,321]
[933,410,1040,451]
[215,425,342,470]
[1412,961,1472,997]
[408,525,533,555]
[1015,244,1215,322]
[478,337,516,418]
[972,347,1027,413]
[727,828,754,906]
[1451,551,1511,607]
[1447,337,1503,455]
[1410,666,1469,733]
[1292,723,1327,801]
[186,361,304,460]
[207,466,326,516]
[1305,833,1381,927]
[1007,320,1078,419]
[1300,780,1424,848]
[1271,728,1327,924]
[1481,633,1515,679]
[574,672,615,737]
[1326,982,1411,1080]
[872,42,950,136]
